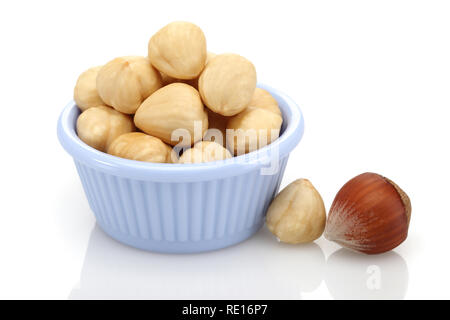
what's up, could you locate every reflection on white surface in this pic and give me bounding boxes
[69,224,408,299]
[325,249,409,300]
[69,225,325,299]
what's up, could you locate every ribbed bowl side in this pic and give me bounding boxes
[74,156,289,253]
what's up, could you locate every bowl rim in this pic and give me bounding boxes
[57,83,304,182]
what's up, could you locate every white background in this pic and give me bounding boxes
[0,0,449,299]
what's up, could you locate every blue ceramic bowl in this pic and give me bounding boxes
[57,84,304,253]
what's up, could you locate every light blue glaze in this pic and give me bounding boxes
[58,84,304,253]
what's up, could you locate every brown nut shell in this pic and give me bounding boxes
[325,172,411,255]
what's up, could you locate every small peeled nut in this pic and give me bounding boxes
[199,54,257,116]
[107,132,175,163]
[227,109,282,155]
[266,179,326,244]
[226,88,282,154]
[325,173,412,255]
[178,141,232,164]
[76,106,134,152]
[134,83,208,147]
[73,66,104,111]
[96,56,162,114]
[159,52,217,88]
[148,21,207,80]
[250,88,282,116]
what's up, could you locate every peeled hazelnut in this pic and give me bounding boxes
[199,54,257,116]
[178,141,232,164]
[325,173,412,255]
[250,88,282,116]
[227,109,282,155]
[266,179,326,244]
[134,83,208,147]
[76,106,134,152]
[148,21,207,80]
[73,66,104,111]
[159,52,217,89]
[107,132,176,163]
[96,56,162,114]
[226,88,282,154]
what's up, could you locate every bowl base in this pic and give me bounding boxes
[96,221,264,254]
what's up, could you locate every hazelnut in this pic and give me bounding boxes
[198,54,257,116]
[178,141,232,164]
[96,56,162,114]
[76,106,135,152]
[266,179,326,244]
[227,111,282,155]
[134,83,208,147]
[325,173,412,255]
[158,52,217,89]
[226,88,283,154]
[148,21,207,80]
[249,88,282,116]
[107,132,176,163]
[73,66,104,111]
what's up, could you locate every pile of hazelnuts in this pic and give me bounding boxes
[74,21,282,164]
